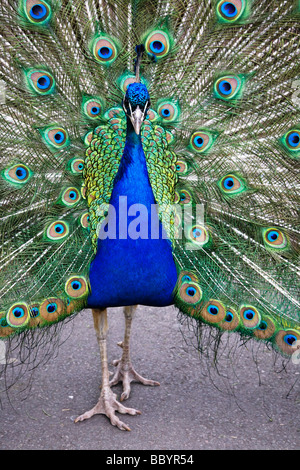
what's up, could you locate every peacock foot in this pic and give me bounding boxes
[74,385,141,431]
[109,346,160,401]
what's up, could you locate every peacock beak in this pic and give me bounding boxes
[129,105,143,135]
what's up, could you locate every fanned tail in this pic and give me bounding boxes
[0,0,299,361]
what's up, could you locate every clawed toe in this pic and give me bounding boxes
[109,359,160,400]
[75,387,141,431]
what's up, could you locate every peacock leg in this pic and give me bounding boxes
[109,305,160,400]
[75,308,141,431]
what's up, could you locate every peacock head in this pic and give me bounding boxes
[123,82,150,135]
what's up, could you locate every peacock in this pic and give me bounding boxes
[0,0,299,431]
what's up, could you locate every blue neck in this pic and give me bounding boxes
[112,118,155,212]
[87,117,178,308]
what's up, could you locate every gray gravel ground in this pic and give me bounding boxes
[0,305,299,450]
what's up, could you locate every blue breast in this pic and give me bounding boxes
[87,129,178,308]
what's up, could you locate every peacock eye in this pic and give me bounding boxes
[144,30,171,59]
[46,220,69,241]
[91,34,118,65]
[190,131,216,153]
[69,157,85,175]
[40,298,64,321]
[23,0,52,24]
[177,189,192,205]
[65,276,88,298]
[253,316,276,340]
[41,126,69,149]
[262,228,288,250]
[83,98,103,119]
[178,281,203,305]
[219,174,246,195]
[62,187,81,206]
[214,75,242,101]
[26,69,55,95]
[201,300,226,324]
[175,160,188,175]
[187,225,210,247]
[157,101,180,122]
[216,0,247,23]
[281,129,300,156]
[7,303,30,328]
[219,307,240,331]
[3,163,32,185]
[275,329,300,356]
[240,305,261,329]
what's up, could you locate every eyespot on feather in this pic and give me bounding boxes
[61,187,81,206]
[65,276,88,299]
[218,174,246,195]
[146,109,159,122]
[28,304,43,327]
[46,220,69,241]
[240,305,261,329]
[0,312,15,337]
[69,157,85,175]
[280,129,300,157]
[22,0,52,25]
[219,307,240,331]
[190,130,216,153]
[91,34,119,65]
[41,126,69,149]
[200,300,226,324]
[274,329,300,356]
[2,164,32,186]
[82,97,103,119]
[39,298,65,322]
[187,225,210,247]
[7,302,30,328]
[157,100,180,122]
[253,316,276,340]
[216,0,248,23]
[25,69,55,95]
[143,29,171,59]
[178,189,192,205]
[214,75,242,101]
[178,281,203,305]
[175,160,189,175]
[262,227,289,250]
